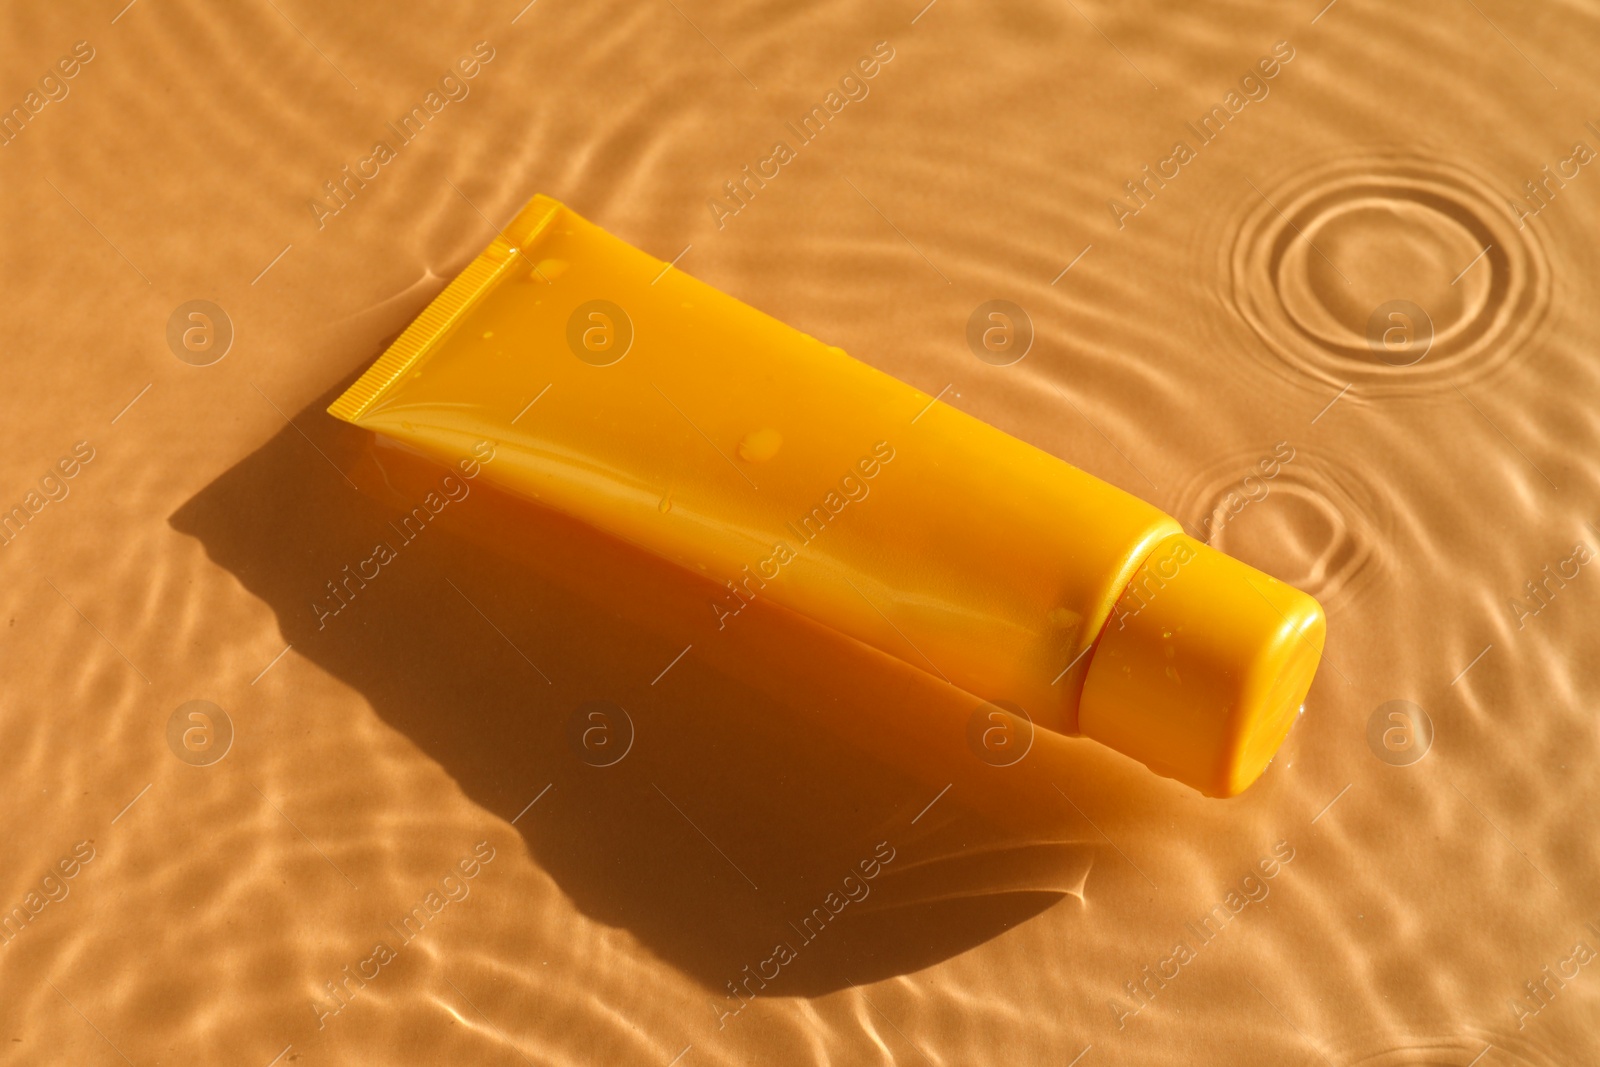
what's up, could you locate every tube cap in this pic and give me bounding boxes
[1078,534,1326,797]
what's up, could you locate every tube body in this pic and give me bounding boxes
[331,196,1323,795]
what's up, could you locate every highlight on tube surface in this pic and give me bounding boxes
[329,195,1327,798]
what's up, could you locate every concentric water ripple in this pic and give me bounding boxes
[1173,445,1387,610]
[1229,156,1552,393]
[1332,1030,1563,1067]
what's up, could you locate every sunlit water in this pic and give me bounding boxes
[2,1,1598,1064]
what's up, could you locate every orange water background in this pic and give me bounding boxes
[2,1,1598,1064]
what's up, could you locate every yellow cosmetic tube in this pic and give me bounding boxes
[329,195,1325,797]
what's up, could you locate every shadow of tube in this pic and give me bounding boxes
[171,373,1153,997]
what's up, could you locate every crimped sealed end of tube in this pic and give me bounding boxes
[327,194,565,424]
